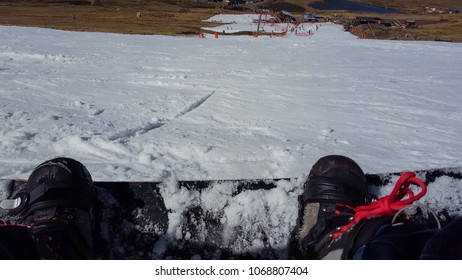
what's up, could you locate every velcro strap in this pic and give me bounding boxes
[27,181,83,205]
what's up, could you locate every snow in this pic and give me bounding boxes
[1,15,462,258]
[153,178,303,258]
[1,21,461,182]
[203,13,308,35]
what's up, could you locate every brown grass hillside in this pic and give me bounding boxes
[0,0,461,42]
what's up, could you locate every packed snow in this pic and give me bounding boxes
[1,18,461,181]
[1,14,462,259]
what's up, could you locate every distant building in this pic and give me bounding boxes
[303,13,328,23]
[445,7,460,14]
[315,16,328,23]
[426,6,460,14]
[271,10,296,23]
[403,20,416,27]
[304,13,317,22]
[228,0,245,6]
[353,17,382,25]
[379,20,395,27]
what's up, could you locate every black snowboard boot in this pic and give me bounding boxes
[8,157,96,259]
[289,155,387,259]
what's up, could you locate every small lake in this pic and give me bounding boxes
[310,0,402,14]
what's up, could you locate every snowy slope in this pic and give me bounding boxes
[1,16,462,259]
[1,21,462,183]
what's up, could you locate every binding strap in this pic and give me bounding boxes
[332,172,427,240]
[5,181,93,217]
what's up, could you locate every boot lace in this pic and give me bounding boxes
[332,172,427,240]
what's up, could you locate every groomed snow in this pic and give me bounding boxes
[1,18,461,183]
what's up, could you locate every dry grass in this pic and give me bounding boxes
[0,0,461,42]
[0,0,224,35]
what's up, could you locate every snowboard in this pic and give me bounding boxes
[1,167,461,260]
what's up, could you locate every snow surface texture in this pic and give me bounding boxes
[1,15,462,259]
[152,178,304,259]
[1,18,461,182]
